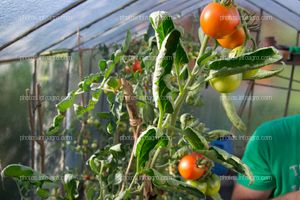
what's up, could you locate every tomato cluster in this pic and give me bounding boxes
[200,2,245,49]
[178,152,221,196]
[199,2,256,93]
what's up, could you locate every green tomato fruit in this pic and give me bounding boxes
[186,180,208,194]
[82,139,89,145]
[87,118,94,124]
[91,142,97,149]
[206,174,221,196]
[243,69,259,79]
[209,72,242,93]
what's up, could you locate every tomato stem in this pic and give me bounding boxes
[128,173,139,191]
[157,108,164,129]
[238,7,257,50]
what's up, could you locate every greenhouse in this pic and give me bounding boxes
[0,0,300,199]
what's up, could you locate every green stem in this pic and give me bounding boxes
[128,173,139,191]
[150,146,162,167]
[168,35,209,126]
[238,8,256,50]
[175,63,184,93]
[157,105,164,129]
[97,162,106,200]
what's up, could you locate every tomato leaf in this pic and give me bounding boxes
[79,73,101,92]
[172,146,191,159]
[1,164,53,188]
[64,174,79,200]
[175,42,189,68]
[152,30,181,114]
[98,59,107,72]
[144,168,205,198]
[74,89,102,116]
[149,11,175,50]
[221,93,247,133]
[199,146,254,184]
[182,127,209,150]
[244,65,285,80]
[134,127,168,173]
[122,30,132,52]
[36,188,50,199]
[56,91,76,113]
[88,155,100,174]
[206,47,282,79]
[1,164,34,178]
[46,113,64,135]
[205,130,234,142]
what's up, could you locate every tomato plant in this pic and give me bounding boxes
[200,2,240,38]
[1,1,285,200]
[178,152,212,180]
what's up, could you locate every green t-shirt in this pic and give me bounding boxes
[237,115,300,197]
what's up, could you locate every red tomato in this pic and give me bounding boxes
[178,152,209,180]
[217,27,246,49]
[132,60,142,73]
[200,3,240,39]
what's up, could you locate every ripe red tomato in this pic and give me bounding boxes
[178,152,209,180]
[200,3,240,39]
[132,60,142,73]
[217,27,246,49]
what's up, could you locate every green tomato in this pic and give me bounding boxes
[83,139,89,145]
[87,118,94,125]
[91,142,97,149]
[243,69,259,79]
[186,180,207,194]
[206,174,221,196]
[75,145,81,151]
[209,72,242,93]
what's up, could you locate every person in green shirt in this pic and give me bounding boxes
[232,115,300,199]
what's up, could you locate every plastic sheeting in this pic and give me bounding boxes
[0,0,74,46]
[0,0,300,61]
[0,0,135,60]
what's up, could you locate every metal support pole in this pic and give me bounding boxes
[246,8,263,132]
[284,31,300,116]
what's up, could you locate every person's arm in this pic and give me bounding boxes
[272,190,300,200]
[232,184,272,200]
[232,126,276,199]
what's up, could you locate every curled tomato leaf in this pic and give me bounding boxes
[198,146,254,184]
[206,47,282,80]
[152,30,181,114]
[134,127,168,173]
